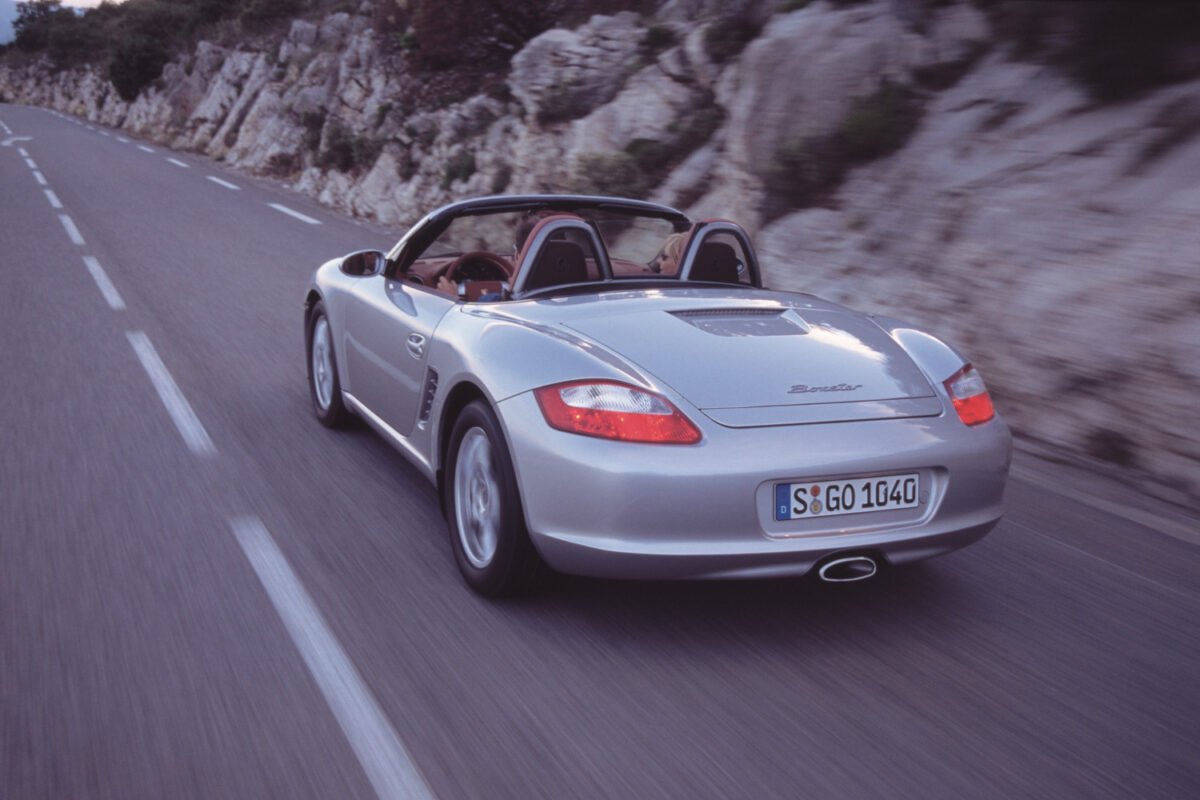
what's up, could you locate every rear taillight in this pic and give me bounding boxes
[533,380,702,444]
[943,364,995,426]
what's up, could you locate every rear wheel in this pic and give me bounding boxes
[446,400,546,596]
[307,301,353,428]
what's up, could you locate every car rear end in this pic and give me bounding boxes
[492,294,1010,579]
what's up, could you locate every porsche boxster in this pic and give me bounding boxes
[304,195,1011,595]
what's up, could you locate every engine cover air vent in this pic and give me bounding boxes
[670,308,810,337]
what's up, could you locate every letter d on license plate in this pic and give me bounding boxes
[775,473,920,521]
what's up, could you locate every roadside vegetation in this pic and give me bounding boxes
[6,0,656,103]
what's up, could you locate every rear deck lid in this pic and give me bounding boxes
[565,306,942,427]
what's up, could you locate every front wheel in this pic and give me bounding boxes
[445,400,546,596]
[306,300,353,428]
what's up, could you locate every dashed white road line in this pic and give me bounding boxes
[99,131,111,137]
[0,122,11,134]
[82,256,126,311]
[126,331,216,456]
[269,203,321,225]
[138,145,155,154]
[33,170,48,186]
[44,189,62,209]
[117,136,130,143]
[58,214,85,246]
[24,157,37,169]
[166,157,190,169]
[206,175,241,191]
[230,516,434,800]
[86,125,96,131]
[18,147,29,157]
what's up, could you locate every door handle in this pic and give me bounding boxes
[406,333,425,359]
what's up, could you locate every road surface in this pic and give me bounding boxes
[2,104,1197,799]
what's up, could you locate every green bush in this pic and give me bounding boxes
[571,152,652,198]
[47,14,106,68]
[641,25,676,53]
[703,16,760,65]
[988,0,1200,102]
[317,121,382,173]
[240,0,306,27]
[837,80,921,162]
[767,80,922,214]
[441,149,477,189]
[108,35,171,101]
[1063,2,1200,102]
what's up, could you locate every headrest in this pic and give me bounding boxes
[689,241,741,284]
[525,240,589,291]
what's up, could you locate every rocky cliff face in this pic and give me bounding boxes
[2,0,1196,502]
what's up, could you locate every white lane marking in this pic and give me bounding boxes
[117,136,130,143]
[86,125,96,131]
[24,157,37,169]
[18,147,29,157]
[269,203,321,225]
[82,256,126,311]
[0,122,11,134]
[44,189,62,209]
[33,170,48,186]
[230,516,434,800]
[206,175,241,191]
[126,331,216,456]
[138,145,155,154]
[167,157,190,169]
[99,131,111,137]
[58,214,85,246]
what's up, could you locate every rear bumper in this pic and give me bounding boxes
[497,392,1012,580]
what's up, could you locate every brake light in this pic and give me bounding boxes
[943,364,995,426]
[534,380,702,444]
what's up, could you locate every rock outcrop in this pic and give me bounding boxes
[1,0,1196,501]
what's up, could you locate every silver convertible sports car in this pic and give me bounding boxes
[305,195,1011,595]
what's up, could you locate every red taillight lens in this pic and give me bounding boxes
[533,380,702,444]
[943,364,995,426]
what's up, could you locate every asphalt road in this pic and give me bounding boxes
[2,104,1198,800]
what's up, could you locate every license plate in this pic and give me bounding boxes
[775,473,920,521]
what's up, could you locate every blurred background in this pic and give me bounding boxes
[2,2,1198,799]
[2,0,1197,503]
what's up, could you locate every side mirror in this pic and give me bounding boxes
[340,249,386,277]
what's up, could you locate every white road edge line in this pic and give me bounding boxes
[230,516,434,800]
[166,157,190,168]
[82,256,126,311]
[138,145,155,154]
[1007,518,1200,607]
[33,170,48,186]
[1011,467,1200,545]
[269,203,321,225]
[206,175,241,191]
[126,331,216,456]
[58,214,85,246]
[44,189,62,209]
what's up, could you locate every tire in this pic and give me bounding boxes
[445,400,546,596]
[306,300,353,428]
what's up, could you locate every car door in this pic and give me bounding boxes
[342,275,453,437]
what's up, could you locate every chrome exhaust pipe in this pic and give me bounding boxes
[817,556,877,583]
